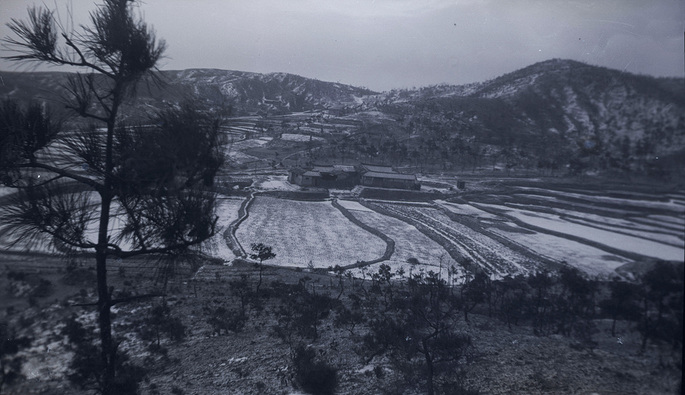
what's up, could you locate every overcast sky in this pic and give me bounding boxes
[1,0,683,91]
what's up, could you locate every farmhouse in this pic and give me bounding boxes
[360,164,395,173]
[289,163,420,190]
[360,171,419,190]
[288,164,359,188]
[359,164,420,190]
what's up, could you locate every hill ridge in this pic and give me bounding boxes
[1,59,683,176]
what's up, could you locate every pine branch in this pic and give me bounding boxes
[113,236,207,259]
[17,162,102,190]
[61,33,115,78]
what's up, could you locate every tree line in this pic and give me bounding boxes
[183,258,682,395]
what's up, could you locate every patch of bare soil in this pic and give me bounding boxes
[463,317,681,394]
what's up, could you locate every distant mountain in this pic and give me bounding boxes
[370,59,685,176]
[159,69,376,114]
[0,68,376,118]
[0,71,73,108]
[1,60,683,176]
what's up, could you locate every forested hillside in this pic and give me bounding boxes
[2,59,683,177]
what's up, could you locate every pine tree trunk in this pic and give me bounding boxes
[422,339,435,395]
[97,112,118,395]
[256,263,263,294]
[96,199,114,395]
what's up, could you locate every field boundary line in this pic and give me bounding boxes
[331,199,395,270]
[358,200,466,269]
[560,215,684,247]
[435,202,560,271]
[469,203,659,263]
[224,193,256,258]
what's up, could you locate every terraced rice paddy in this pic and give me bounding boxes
[235,196,386,268]
[209,181,684,279]
[3,178,682,279]
[341,200,457,277]
[477,203,684,261]
[385,201,632,276]
[363,201,538,276]
[487,224,631,276]
[208,196,248,261]
[457,185,685,276]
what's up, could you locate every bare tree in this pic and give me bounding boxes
[1,1,223,393]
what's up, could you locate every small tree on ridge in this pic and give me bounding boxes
[250,242,275,294]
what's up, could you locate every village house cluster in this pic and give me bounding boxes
[288,164,420,190]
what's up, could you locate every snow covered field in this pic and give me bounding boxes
[253,176,300,191]
[456,185,683,275]
[436,200,500,220]
[489,224,631,276]
[206,181,684,278]
[0,193,134,254]
[344,203,457,277]
[2,177,682,279]
[280,133,325,142]
[235,197,386,268]
[336,200,374,212]
[477,203,684,261]
[206,196,247,261]
[367,202,539,277]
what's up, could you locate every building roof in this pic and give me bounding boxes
[362,164,395,173]
[311,165,358,174]
[362,172,417,181]
[332,165,357,172]
[302,171,321,177]
[289,167,307,175]
[311,166,335,173]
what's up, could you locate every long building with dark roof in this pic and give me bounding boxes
[288,163,420,190]
[360,171,419,189]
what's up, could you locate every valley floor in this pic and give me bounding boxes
[219,174,685,280]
